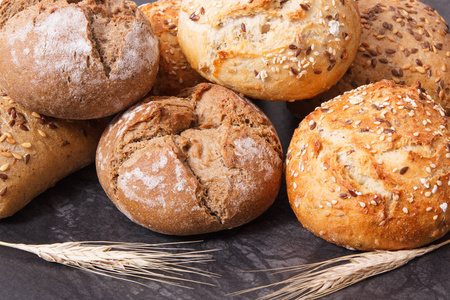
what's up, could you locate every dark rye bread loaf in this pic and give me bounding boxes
[286,80,450,250]
[96,83,283,235]
[0,0,159,119]
[0,93,106,218]
[140,0,206,96]
[288,0,450,118]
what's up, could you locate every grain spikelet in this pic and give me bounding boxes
[0,240,218,288]
[231,239,450,299]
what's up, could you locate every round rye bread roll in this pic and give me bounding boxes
[286,80,450,250]
[140,0,206,96]
[288,0,450,118]
[0,0,159,119]
[96,83,283,235]
[177,0,361,101]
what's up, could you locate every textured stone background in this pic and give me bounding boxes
[0,0,448,299]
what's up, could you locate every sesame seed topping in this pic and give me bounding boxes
[0,163,9,172]
[359,202,366,208]
[293,182,297,189]
[425,192,432,197]
[441,203,448,212]
[12,153,23,160]
[426,167,432,173]
[38,130,47,137]
[403,207,409,214]
[2,152,12,158]
[426,207,433,212]
[433,215,438,220]
[432,185,438,194]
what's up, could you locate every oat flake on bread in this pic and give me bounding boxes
[286,80,450,250]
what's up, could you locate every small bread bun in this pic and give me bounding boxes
[140,0,206,96]
[0,0,159,119]
[0,94,106,218]
[96,83,283,235]
[177,0,361,101]
[286,80,450,250]
[288,0,450,118]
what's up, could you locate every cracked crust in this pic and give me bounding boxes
[177,0,361,101]
[286,80,450,250]
[96,83,283,235]
[0,0,159,119]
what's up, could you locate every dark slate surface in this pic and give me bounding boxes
[0,0,449,299]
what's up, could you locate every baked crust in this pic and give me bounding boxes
[96,83,283,235]
[288,0,450,117]
[286,80,450,250]
[177,0,361,101]
[140,0,206,96]
[0,94,106,218]
[0,0,159,119]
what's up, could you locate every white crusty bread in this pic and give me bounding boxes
[177,0,361,101]
[286,80,450,250]
[288,0,450,118]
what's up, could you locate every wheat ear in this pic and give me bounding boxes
[231,239,450,299]
[0,240,218,288]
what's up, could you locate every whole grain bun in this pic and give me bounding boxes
[0,0,159,120]
[0,94,106,218]
[140,0,206,96]
[96,83,283,235]
[286,80,450,250]
[177,0,361,101]
[288,0,450,118]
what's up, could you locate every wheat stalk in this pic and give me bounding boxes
[231,239,450,299]
[0,240,218,288]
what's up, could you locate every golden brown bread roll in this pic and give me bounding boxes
[0,0,159,119]
[286,80,450,250]
[288,0,450,118]
[177,0,361,101]
[0,94,106,218]
[96,83,283,235]
[140,0,206,96]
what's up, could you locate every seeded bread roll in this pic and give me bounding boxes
[0,0,159,119]
[96,83,283,235]
[177,0,361,101]
[140,0,206,96]
[288,0,450,118]
[0,94,106,218]
[286,80,450,250]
